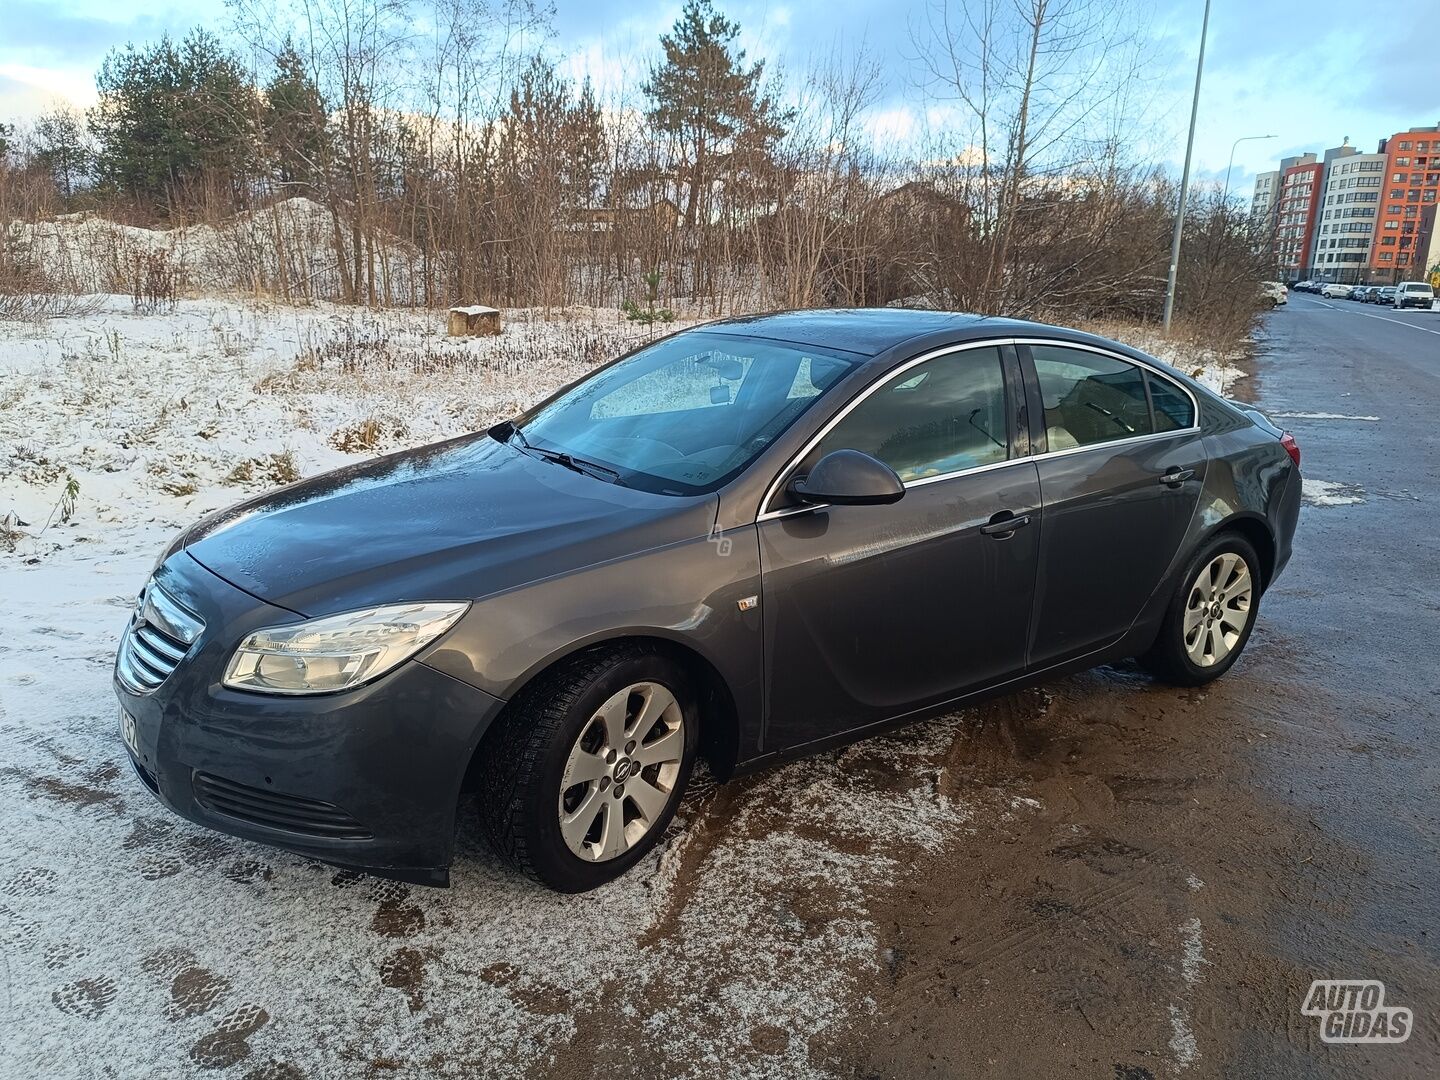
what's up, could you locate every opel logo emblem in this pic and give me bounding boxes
[613,759,634,783]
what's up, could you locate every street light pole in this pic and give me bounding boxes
[1222,133,1277,207]
[1163,0,1212,334]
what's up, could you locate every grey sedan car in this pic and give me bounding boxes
[115,310,1301,892]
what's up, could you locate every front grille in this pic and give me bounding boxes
[116,582,203,694]
[192,772,373,840]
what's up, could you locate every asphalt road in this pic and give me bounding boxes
[838,296,1440,1079]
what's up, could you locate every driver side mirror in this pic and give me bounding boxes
[787,449,905,506]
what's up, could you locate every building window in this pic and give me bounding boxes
[1380,252,1393,261]
[1398,141,1412,150]
[1397,157,1411,166]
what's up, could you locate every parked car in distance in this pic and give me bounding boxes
[1373,286,1397,305]
[1394,281,1436,309]
[1260,282,1288,306]
[1321,283,1351,299]
[1293,280,1315,292]
[1350,286,1372,302]
[114,310,1303,892]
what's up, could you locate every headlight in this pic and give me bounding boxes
[222,602,469,695]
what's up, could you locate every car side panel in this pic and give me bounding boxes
[1196,422,1301,581]
[418,526,767,760]
[1116,414,1300,648]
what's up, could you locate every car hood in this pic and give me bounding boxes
[181,433,719,615]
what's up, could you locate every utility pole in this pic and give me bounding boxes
[1163,0,1212,333]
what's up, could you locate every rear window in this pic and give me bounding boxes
[1147,372,1196,431]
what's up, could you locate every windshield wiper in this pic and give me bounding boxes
[508,424,624,486]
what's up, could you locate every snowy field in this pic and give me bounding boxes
[0,296,1239,1077]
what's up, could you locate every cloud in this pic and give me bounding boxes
[0,66,98,117]
[0,2,211,116]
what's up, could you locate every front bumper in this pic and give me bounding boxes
[114,554,506,886]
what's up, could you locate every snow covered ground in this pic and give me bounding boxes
[1,295,1238,1076]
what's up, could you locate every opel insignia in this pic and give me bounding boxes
[115,309,1301,892]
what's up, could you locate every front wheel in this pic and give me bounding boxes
[1140,533,1261,686]
[476,644,698,892]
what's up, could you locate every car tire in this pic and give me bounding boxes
[1140,532,1262,687]
[475,643,699,892]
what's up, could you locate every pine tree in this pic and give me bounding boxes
[643,0,791,227]
[90,29,258,215]
[263,44,329,190]
[35,108,90,206]
[566,79,607,210]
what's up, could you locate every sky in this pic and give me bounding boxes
[3,0,1438,198]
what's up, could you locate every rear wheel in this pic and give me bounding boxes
[1140,533,1261,686]
[476,644,698,892]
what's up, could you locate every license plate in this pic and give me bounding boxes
[120,711,139,757]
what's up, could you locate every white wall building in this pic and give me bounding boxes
[1311,141,1386,282]
[1251,169,1280,233]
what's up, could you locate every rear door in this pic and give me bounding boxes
[757,343,1041,752]
[1020,342,1206,668]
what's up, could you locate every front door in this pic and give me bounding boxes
[756,344,1041,754]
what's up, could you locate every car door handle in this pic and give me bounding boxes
[979,512,1032,537]
[1159,468,1194,488]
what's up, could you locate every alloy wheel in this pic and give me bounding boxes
[1183,552,1254,667]
[557,681,686,862]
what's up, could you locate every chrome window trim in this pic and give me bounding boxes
[755,336,1201,523]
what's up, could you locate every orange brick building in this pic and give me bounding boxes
[1369,124,1440,282]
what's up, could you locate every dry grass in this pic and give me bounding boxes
[224,452,301,488]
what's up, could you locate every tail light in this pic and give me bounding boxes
[1280,431,1301,468]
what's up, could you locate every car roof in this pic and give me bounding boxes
[700,307,1132,360]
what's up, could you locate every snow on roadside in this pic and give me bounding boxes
[1301,479,1366,507]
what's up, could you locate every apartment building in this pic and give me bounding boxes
[1273,154,1321,278]
[1251,169,1280,234]
[1310,140,1385,282]
[1369,124,1440,282]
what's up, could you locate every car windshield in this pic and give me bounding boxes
[514,331,860,495]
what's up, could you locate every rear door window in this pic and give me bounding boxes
[1031,345,1153,450]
